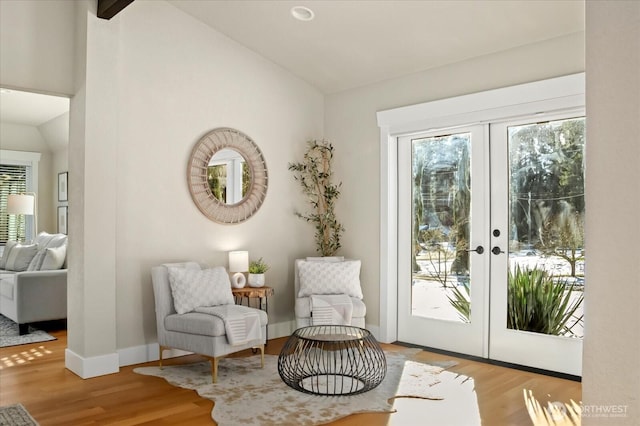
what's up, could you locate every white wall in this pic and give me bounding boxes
[39,113,70,226]
[325,32,585,327]
[70,0,324,362]
[39,112,70,152]
[0,0,75,96]
[583,1,640,424]
[0,123,57,233]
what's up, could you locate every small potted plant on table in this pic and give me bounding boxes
[248,257,270,287]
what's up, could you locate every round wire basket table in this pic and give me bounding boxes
[277,325,387,396]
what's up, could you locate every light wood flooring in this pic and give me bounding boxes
[0,323,581,425]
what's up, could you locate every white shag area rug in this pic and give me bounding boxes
[134,348,455,426]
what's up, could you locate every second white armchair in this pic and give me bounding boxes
[293,258,366,328]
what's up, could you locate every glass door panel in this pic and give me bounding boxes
[412,133,471,322]
[507,117,585,337]
[489,115,585,376]
[398,125,489,357]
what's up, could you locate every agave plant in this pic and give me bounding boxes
[447,280,471,323]
[448,265,584,336]
[507,265,583,336]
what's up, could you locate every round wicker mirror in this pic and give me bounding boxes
[188,128,268,224]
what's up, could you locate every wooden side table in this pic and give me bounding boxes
[231,286,274,342]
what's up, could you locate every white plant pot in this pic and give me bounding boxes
[248,273,265,287]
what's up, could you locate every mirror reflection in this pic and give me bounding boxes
[188,127,268,224]
[208,148,251,204]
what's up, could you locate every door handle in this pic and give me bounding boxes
[492,246,504,255]
[465,245,484,254]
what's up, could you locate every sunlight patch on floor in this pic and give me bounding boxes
[0,345,53,369]
[388,368,480,425]
[525,389,581,425]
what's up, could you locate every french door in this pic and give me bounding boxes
[397,112,585,376]
[398,125,489,358]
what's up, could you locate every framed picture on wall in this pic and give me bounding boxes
[58,172,68,202]
[58,206,68,235]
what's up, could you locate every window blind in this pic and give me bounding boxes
[0,164,28,244]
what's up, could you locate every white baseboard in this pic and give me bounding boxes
[65,348,119,379]
[65,320,379,377]
[117,343,154,366]
[366,324,382,342]
[118,344,192,367]
[115,320,297,368]
[268,320,296,339]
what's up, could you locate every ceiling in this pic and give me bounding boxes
[169,0,585,94]
[0,89,69,127]
[0,89,70,152]
[0,1,585,129]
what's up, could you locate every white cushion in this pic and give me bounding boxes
[28,233,68,271]
[297,259,363,299]
[0,241,18,269]
[41,245,67,270]
[167,266,234,314]
[4,243,39,272]
[34,232,67,249]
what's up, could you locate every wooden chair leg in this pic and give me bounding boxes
[206,347,264,384]
[210,357,219,383]
[159,345,166,370]
[255,344,265,368]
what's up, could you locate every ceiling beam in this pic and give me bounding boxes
[97,0,135,20]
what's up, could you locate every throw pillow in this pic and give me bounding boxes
[168,266,235,314]
[0,241,18,269]
[41,244,67,270]
[298,259,363,299]
[4,243,39,272]
[27,247,47,271]
[28,233,68,271]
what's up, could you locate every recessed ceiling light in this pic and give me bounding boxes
[291,6,314,22]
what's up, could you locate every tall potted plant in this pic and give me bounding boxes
[288,139,344,256]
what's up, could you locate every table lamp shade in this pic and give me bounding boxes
[7,194,35,215]
[229,251,249,272]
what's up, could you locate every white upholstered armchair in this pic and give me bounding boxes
[151,262,267,382]
[294,258,366,328]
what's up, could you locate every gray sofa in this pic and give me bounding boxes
[0,232,67,335]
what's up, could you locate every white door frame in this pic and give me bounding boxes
[376,73,585,344]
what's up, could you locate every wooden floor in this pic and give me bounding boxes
[0,323,581,425]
